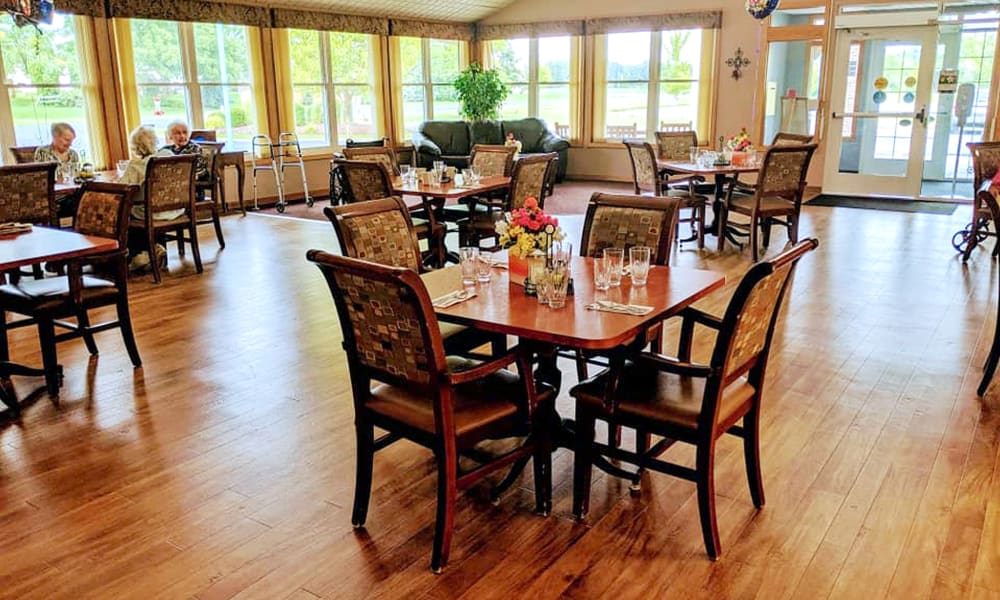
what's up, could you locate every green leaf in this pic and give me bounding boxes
[453,62,509,121]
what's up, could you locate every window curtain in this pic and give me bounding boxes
[107,0,269,27]
[246,25,271,139]
[387,37,408,141]
[111,18,140,134]
[476,21,585,41]
[73,15,108,167]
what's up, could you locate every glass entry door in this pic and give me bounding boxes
[823,26,938,197]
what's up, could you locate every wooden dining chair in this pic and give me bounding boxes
[0,182,143,396]
[444,144,518,228]
[325,196,505,357]
[959,141,1000,262]
[8,145,40,164]
[129,154,200,283]
[189,129,217,142]
[343,146,399,177]
[194,141,226,248]
[0,162,58,281]
[771,131,814,145]
[718,143,817,261]
[625,139,708,248]
[606,123,638,139]
[306,250,555,572]
[977,190,1000,396]
[570,239,818,560]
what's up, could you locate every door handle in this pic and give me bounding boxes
[915,106,926,125]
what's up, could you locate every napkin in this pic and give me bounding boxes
[432,289,477,308]
[585,300,654,316]
[0,222,32,235]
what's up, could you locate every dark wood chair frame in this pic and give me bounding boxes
[956,141,1000,262]
[719,143,817,261]
[977,190,1000,396]
[130,154,201,283]
[0,182,143,396]
[194,141,226,248]
[570,239,819,560]
[625,139,708,249]
[0,162,58,282]
[306,250,554,572]
[8,145,41,164]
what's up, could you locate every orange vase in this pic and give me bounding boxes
[508,253,544,287]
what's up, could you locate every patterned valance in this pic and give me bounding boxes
[108,0,271,28]
[476,20,585,40]
[52,0,104,17]
[584,11,722,35]
[389,18,475,41]
[271,9,388,36]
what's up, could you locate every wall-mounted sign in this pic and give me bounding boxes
[873,76,889,91]
[938,69,958,93]
[955,83,975,127]
[904,76,917,88]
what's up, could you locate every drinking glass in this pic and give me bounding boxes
[459,246,479,286]
[593,255,611,291]
[547,265,570,309]
[629,246,652,286]
[551,240,573,267]
[432,160,445,184]
[399,164,411,183]
[689,145,698,163]
[116,160,130,178]
[476,251,493,283]
[605,248,624,287]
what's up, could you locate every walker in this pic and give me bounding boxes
[276,132,312,213]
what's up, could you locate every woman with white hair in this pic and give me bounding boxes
[159,120,208,181]
[120,125,177,272]
[34,122,80,181]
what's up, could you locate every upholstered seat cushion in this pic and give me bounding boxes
[0,275,117,313]
[730,195,795,213]
[572,358,756,430]
[367,358,548,447]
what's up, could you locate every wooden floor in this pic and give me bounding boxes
[1,201,999,599]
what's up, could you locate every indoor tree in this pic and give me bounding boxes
[453,61,509,121]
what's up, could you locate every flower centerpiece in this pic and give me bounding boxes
[496,196,564,286]
[725,127,756,166]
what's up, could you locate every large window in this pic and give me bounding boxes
[596,29,714,142]
[396,37,464,137]
[487,36,575,137]
[129,19,257,149]
[0,13,94,160]
[288,29,379,148]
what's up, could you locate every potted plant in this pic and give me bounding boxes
[453,62,509,122]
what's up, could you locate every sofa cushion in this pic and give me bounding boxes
[469,120,504,146]
[502,119,547,153]
[419,121,470,156]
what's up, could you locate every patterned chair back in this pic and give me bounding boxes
[654,131,698,161]
[623,140,659,194]
[9,146,40,164]
[755,143,817,199]
[337,159,394,202]
[968,141,1000,193]
[470,144,516,177]
[198,141,224,183]
[771,132,813,146]
[704,239,818,425]
[344,146,399,176]
[508,153,556,210]
[75,182,138,248]
[307,250,447,390]
[326,197,422,272]
[581,193,679,265]
[0,162,57,225]
[143,154,196,215]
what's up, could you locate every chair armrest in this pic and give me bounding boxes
[678,306,722,362]
[444,346,520,385]
[412,133,442,157]
[638,353,715,378]
[680,306,722,329]
[540,132,570,153]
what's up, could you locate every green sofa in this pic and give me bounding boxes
[412,117,569,182]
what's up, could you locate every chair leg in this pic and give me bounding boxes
[147,229,162,284]
[0,308,9,362]
[743,405,766,508]
[212,209,226,249]
[716,206,727,252]
[431,445,457,573]
[189,223,204,273]
[351,419,375,528]
[117,294,142,367]
[76,310,99,355]
[761,218,772,249]
[632,429,652,491]
[788,213,799,245]
[750,219,760,262]
[37,317,60,397]
[532,425,552,516]
[607,423,621,448]
[696,204,705,249]
[696,442,721,560]
[978,316,1000,396]
[572,409,597,520]
[575,349,588,381]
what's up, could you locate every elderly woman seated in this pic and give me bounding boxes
[34,121,80,182]
[159,120,209,182]
[119,125,182,273]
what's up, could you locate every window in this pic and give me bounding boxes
[486,36,575,136]
[128,19,257,149]
[0,13,94,160]
[762,40,824,144]
[596,29,714,142]
[395,37,464,138]
[288,29,380,148]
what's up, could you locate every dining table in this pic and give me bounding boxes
[0,226,119,415]
[657,159,761,245]
[420,256,725,512]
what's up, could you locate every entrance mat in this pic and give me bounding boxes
[806,194,958,215]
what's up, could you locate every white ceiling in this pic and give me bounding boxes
[234,0,519,23]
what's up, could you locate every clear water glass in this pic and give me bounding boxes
[116,160,130,178]
[476,251,493,283]
[547,265,570,309]
[689,145,698,163]
[629,246,652,286]
[399,164,411,183]
[593,255,611,291]
[605,248,624,287]
[459,246,479,286]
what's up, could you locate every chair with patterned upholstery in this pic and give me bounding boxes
[570,239,818,560]
[718,143,817,261]
[771,132,813,146]
[194,141,225,248]
[958,141,1000,261]
[306,249,555,572]
[443,144,518,226]
[0,182,142,396]
[625,140,708,249]
[457,152,556,250]
[8,146,40,164]
[325,196,505,357]
[0,162,58,226]
[343,146,399,177]
[128,154,200,283]
[652,132,709,248]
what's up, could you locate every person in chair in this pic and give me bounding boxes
[160,120,208,182]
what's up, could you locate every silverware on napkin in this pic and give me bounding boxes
[432,289,477,308]
[585,300,653,315]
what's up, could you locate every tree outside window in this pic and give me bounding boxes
[487,36,574,135]
[398,37,463,138]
